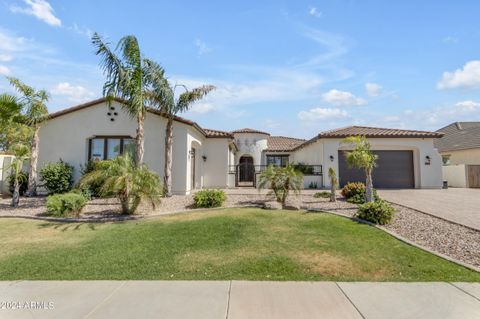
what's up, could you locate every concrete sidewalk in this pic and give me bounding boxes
[1,281,480,319]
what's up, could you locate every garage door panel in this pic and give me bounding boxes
[339,150,414,189]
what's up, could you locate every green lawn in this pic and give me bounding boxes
[0,208,478,281]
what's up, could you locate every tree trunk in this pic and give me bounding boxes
[135,113,145,165]
[365,169,374,203]
[12,178,20,207]
[26,125,40,197]
[330,181,336,202]
[119,194,130,215]
[164,117,174,197]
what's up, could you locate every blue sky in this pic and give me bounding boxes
[1,0,480,138]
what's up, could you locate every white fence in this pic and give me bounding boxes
[442,164,468,188]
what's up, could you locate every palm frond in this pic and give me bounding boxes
[176,85,215,113]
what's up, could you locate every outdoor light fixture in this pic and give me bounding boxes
[202,155,207,162]
[425,155,431,165]
[329,155,334,162]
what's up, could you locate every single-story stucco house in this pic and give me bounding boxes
[435,122,480,188]
[37,98,445,194]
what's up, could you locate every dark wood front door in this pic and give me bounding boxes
[239,156,254,183]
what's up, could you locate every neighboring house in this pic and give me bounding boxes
[435,122,480,188]
[36,98,444,195]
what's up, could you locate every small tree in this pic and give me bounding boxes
[80,154,162,214]
[342,136,378,203]
[257,165,303,207]
[328,167,337,202]
[7,144,30,207]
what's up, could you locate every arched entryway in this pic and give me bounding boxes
[238,155,255,186]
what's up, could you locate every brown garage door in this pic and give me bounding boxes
[338,150,414,188]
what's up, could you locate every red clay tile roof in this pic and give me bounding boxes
[316,126,443,138]
[203,128,234,138]
[266,136,306,152]
[293,126,444,151]
[231,128,270,135]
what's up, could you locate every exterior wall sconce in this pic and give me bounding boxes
[329,155,334,162]
[202,155,207,162]
[425,155,431,165]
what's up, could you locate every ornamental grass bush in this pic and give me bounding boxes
[193,189,226,208]
[46,192,87,217]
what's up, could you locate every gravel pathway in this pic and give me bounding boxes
[1,191,479,269]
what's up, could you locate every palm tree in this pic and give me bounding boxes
[6,77,49,197]
[257,165,303,207]
[146,66,214,197]
[80,154,162,214]
[7,144,30,207]
[328,167,337,202]
[342,136,378,203]
[0,93,30,151]
[92,33,158,165]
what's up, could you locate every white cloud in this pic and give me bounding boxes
[322,89,366,106]
[189,102,221,114]
[442,36,458,44]
[0,29,30,52]
[70,23,93,38]
[365,82,382,97]
[0,65,11,75]
[0,54,13,62]
[437,60,480,89]
[265,119,280,129]
[298,107,348,121]
[308,7,322,18]
[51,82,94,102]
[10,0,61,27]
[194,39,212,55]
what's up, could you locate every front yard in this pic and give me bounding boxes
[0,208,479,281]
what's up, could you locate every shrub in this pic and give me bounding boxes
[313,191,331,198]
[7,171,28,196]
[341,182,365,199]
[71,187,92,201]
[40,160,74,194]
[342,182,379,204]
[356,200,395,225]
[46,192,87,217]
[308,181,318,189]
[292,162,314,174]
[193,189,226,208]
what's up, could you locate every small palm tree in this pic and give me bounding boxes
[257,165,303,207]
[6,78,49,197]
[80,154,162,214]
[342,136,378,203]
[7,144,30,207]
[0,93,30,150]
[146,66,215,196]
[328,167,337,202]
[92,33,160,165]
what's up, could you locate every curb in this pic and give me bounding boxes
[308,208,480,274]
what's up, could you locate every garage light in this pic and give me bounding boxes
[329,155,334,162]
[425,155,431,165]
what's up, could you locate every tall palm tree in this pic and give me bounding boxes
[92,32,156,165]
[342,136,378,203]
[7,77,49,197]
[146,64,214,196]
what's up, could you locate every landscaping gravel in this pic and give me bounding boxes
[1,191,479,269]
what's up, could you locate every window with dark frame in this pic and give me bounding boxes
[266,155,289,167]
[88,137,135,161]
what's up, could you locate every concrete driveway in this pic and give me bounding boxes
[1,281,480,319]
[378,188,480,230]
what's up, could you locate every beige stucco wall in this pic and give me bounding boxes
[440,148,480,165]
[38,101,233,195]
[233,133,269,165]
[202,139,232,188]
[442,164,468,188]
[290,137,442,189]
